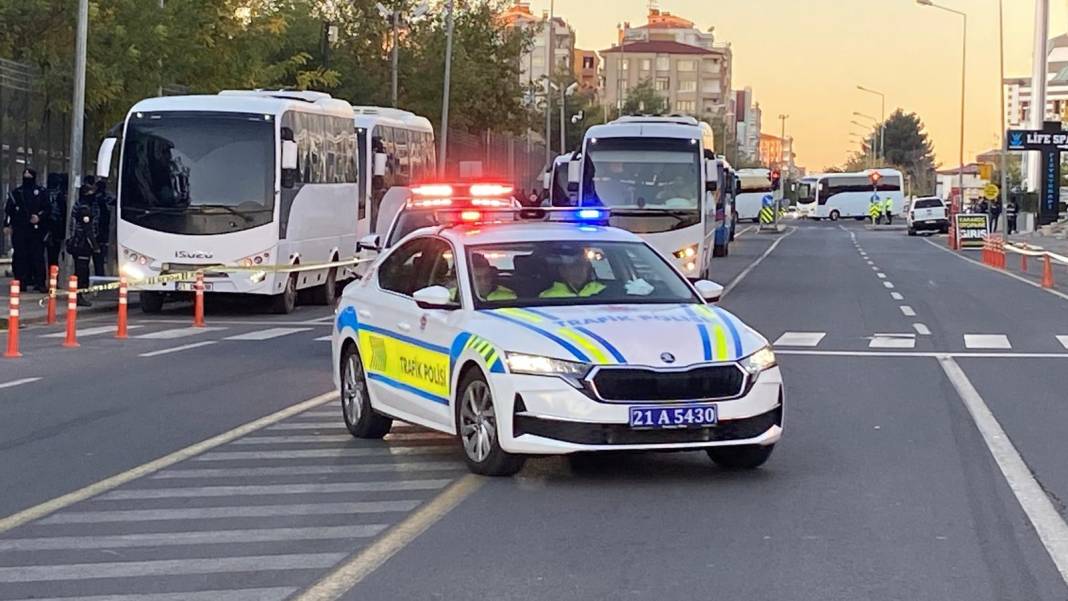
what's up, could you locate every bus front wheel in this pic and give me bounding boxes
[271,274,298,315]
[829,210,841,222]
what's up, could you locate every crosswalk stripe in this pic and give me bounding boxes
[40,500,422,525]
[1058,335,1068,350]
[135,327,225,340]
[153,461,461,479]
[225,327,312,341]
[139,341,217,358]
[316,335,333,341]
[42,325,142,338]
[266,421,339,430]
[869,335,916,349]
[234,432,447,445]
[0,524,386,552]
[0,553,346,583]
[964,334,1012,349]
[3,588,297,601]
[98,478,454,500]
[773,332,826,347]
[194,446,453,461]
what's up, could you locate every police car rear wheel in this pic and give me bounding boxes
[456,371,525,477]
[341,344,392,439]
[706,444,774,470]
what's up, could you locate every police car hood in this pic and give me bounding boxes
[475,303,766,367]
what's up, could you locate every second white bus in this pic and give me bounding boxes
[811,169,904,221]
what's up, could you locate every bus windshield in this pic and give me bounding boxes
[120,112,275,235]
[796,182,815,204]
[581,137,701,234]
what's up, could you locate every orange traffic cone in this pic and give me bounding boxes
[4,280,21,359]
[1042,255,1055,289]
[1021,254,1028,273]
[63,276,79,348]
[193,272,205,328]
[46,265,58,325]
[116,277,129,339]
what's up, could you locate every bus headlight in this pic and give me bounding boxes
[673,244,698,260]
[740,346,777,376]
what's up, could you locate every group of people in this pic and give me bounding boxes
[870,196,895,225]
[3,168,113,306]
[972,198,1019,234]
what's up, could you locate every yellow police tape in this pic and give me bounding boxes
[39,256,373,304]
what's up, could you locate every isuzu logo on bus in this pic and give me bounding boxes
[175,250,215,259]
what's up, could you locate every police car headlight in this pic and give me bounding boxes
[506,353,590,380]
[740,346,777,376]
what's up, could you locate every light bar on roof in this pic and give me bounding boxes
[469,183,513,197]
[412,184,454,197]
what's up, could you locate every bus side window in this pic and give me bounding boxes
[395,128,410,186]
[425,131,437,175]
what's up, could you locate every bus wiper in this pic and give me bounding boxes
[611,208,697,218]
[192,204,266,221]
[122,206,188,217]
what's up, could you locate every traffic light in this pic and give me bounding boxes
[770,169,781,190]
[869,170,882,187]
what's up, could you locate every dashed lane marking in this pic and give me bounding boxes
[773,332,827,347]
[138,341,217,358]
[778,349,1068,359]
[939,356,1068,585]
[964,334,1012,350]
[0,377,42,390]
[877,273,887,279]
[900,305,916,317]
[891,292,904,300]
[224,327,313,341]
[134,326,225,340]
[913,323,932,336]
[883,281,895,289]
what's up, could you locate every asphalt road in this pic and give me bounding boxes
[0,219,1066,600]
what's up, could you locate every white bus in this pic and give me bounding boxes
[812,169,904,221]
[97,90,359,314]
[796,175,818,218]
[735,168,776,222]
[569,115,736,279]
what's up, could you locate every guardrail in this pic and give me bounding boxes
[982,236,1068,288]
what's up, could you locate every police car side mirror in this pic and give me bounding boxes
[694,280,723,303]
[356,234,381,253]
[96,138,117,178]
[413,285,459,310]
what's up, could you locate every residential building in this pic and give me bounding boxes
[935,164,988,206]
[734,87,761,160]
[502,1,575,88]
[573,49,600,93]
[601,7,732,125]
[1004,33,1068,128]
[758,134,784,168]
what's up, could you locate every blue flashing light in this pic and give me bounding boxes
[578,226,599,232]
[577,209,605,220]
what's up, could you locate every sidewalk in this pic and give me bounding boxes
[996,232,1068,294]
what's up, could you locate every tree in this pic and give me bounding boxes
[620,79,666,115]
[843,109,935,194]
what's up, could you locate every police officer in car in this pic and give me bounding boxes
[452,253,516,302]
[539,246,606,298]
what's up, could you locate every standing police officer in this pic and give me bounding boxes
[883,196,894,225]
[4,168,50,291]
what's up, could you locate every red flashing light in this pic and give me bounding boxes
[408,198,453,208]
[460,210,482,222]
[469,183,513,197]
[412,184,454,197]
[470,198,511,207]
[869,171,882,185]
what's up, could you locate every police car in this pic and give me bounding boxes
[332,205,784,476]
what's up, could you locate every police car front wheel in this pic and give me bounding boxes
[340,343,392,439]
[456,370,525,477]
[706,444,774,470]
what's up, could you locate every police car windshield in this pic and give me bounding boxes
[465,240,698,309]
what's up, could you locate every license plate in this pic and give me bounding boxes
[628,405,718,429]
[176,282,213,292]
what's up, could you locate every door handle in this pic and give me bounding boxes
[396,322,412,332]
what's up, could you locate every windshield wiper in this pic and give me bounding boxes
[192,204,270,222]
[121,206,188,217]
[610,208,697,218]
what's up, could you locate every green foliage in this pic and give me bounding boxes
[621,79,666,115]
[845,109,936,194]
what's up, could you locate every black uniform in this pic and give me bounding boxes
[67,187,101,306]
[1006,201,1019,235]
[4,169,50,291]
[92,178,113,277]
[45,173,68,269]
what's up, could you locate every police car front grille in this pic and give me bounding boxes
[589,365,746,402]
[513,406,781,446]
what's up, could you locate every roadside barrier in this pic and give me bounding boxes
[4,280,21,359]
[995,240,1068,289]
[63,276,79,348]
[116,277,129,339]
[46,265,58,325]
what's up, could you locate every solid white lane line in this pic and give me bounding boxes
[98,479,454,500]
[225,327,312,341]
[0,553,347,583]
[777,349,1068,358]
[0,525,386,552]
[773,332,827,347]
[883,281,895,289]
[40,500,421,525]
[1058,335,1068,350]
[153,462,460,479]
[891,292,904,301]
[913,323,932,335]
[135,326,225,340]
[266,421,341,430]
[900,305,916,317]
[869,335,916,349]
[0,391,336,534]
[146,319,332,327]
[723,227,796,298]
[924,237,1068,302]
[41,325,142,338]
[138,341,217,358]
[2,589,297,601]
[964,334,1012,350]
[939,356,1068,584]
[0,377,42,390]
[194,446,453,462]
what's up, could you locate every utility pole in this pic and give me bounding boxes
[437,0,454,178]
[559,84,566,154]
[391,11,399,107]
[157,0,164,97]
[778,114,788,169]
[998,0,1009,233]
[544,0,554,167]
[1028,0,1049,192]
[65,0,89,239]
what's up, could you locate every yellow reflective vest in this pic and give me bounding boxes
[451,285,517,302]
[538,280,607,298]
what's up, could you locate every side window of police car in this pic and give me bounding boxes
[378,238,458,300]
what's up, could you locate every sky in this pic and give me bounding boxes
[520,0,1068,171]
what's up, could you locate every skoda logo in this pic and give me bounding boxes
[660,352,676,364]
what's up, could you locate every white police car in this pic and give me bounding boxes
[332,207,784,476]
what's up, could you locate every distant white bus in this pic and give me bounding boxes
[735,168,775,222]
[812,169,904,221]
[98,90,360,314]
[795,175,818,218]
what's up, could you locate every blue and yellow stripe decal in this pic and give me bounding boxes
[484,308,626,364]
[684,305,744,361]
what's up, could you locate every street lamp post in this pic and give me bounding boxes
[997,0,1008,233]
[917,0,967,227]
[544,0,555,167]
[438,0,454,178]
[778,114,788,169]
[852,114,878,165]
[65,0,89,235]
[857,85,886,161]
